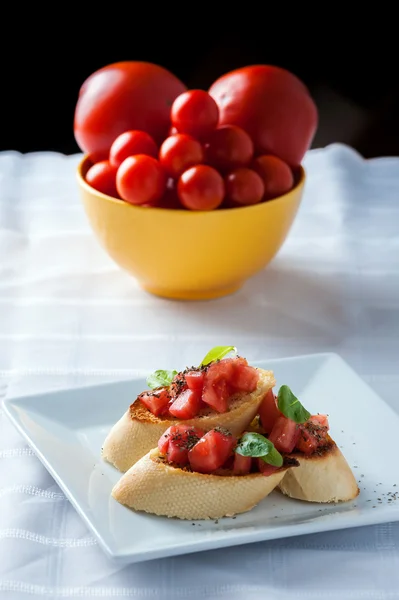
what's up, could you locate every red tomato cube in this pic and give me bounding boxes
[158,425,205,466]
[257,459,279,476]
[309,414,329,429]
[185,370,205,395]
[233,452,252,475]
[202,378,230,413]
[188,429,236,474]
[258,389,282,433]
[296,415,330,455]
[139,388,170,417]
[268,416,300,453]
[168,388,202,419]
[296,429,319,455]
[167,440,191,466]
[158,425,174,454]
[231,364,259,393]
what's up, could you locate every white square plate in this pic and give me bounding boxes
[3,353,399,564]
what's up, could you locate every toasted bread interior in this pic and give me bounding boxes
[279,443,359,503]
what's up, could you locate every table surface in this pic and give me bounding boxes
[0,143,398,599]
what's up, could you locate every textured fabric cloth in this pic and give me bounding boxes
[0,144,398,598]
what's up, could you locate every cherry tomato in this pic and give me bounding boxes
[116,155,166,205]
[224,168,264,206]
[159,134,204,178]
[109,130,158,168]
[177,165,224,211]
[85,160,119,198]
[205,125,253,173]
[209,65,318,167]
[252,155,294,200]
[74,61,186,157]
[171,90,219,139]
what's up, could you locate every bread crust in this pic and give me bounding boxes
[278,442,359,503]
[102,368,275,472]
[112,448,287,519]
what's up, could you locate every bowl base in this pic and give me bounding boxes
[140,282,243,301]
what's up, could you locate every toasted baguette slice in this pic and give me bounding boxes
[103,368,275,473]
[279,442,359,503]
[112,448,288,520]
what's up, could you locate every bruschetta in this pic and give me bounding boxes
[102,349,276,473]
[112,425,298,520]
[256,386,359,503]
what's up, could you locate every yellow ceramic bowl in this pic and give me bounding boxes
[77,155,305,300]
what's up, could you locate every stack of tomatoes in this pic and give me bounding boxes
[75,62,318,211]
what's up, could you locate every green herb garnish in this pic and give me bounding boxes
[200,345,237,366]
[235,432,283,467]
[277,385,311,424]
[146,369,178,389]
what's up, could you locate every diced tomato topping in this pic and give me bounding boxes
[296,415,329,455]
[257,459,279,476]
[296,428,319,455]
[188,429,237,474]
[139,388,171,417]
[231,365,259,393]
[233,452,252,475]
[167,440,190,465]
[144,357,260,418]
[168,388,202,419]
[222,455,235,470]
[169,373,187,399]
[202,376,230,413]
[309,414,329,429]
[233,356,249,367]
[158,425,174,454]
[268,416,300,453]
[211,357,237,382]
[158,424,205,466]
[258,389,281,433]
[185,370,205,394]
[201,359,235,411]
[201,357,258,413]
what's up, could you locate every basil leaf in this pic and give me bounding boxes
[200,345,237,366]
[277,385,311,424]
[146,369,177,389]
[259,446,283,468]
[235,432,271,457]
[235,432,283,468]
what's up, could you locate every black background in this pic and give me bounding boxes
[2,9,398,158]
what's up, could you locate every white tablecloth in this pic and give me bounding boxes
[1,144,399,599]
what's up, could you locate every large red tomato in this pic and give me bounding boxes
[208,65,318,167]
[74,62,186,159]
